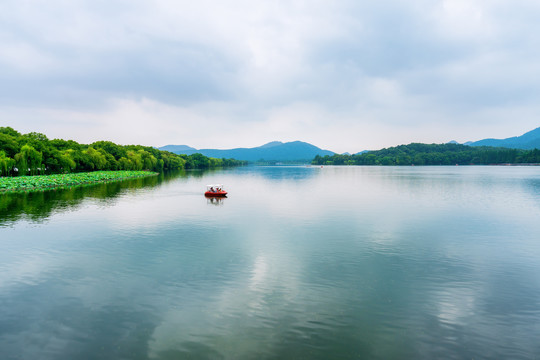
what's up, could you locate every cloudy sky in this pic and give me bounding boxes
[1,0,539,153]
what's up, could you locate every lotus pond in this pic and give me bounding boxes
[0,171,158,192]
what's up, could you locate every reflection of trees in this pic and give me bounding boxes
[185,168,223,178]
[0,170,195,226]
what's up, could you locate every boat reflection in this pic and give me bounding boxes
[206,197,226,206]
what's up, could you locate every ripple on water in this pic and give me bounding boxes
[3,166,540,359]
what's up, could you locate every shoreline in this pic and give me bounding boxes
[0,171,158,193]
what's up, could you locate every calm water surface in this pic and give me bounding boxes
[1,166,540,359]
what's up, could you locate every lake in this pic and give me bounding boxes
[1,166,540,359]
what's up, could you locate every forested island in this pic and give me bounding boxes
[0,127,246,177]
[312,143,540,166]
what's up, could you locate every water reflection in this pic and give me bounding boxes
[2,166,540,359]
[206,197,226,206]
[234,165,318,181]
[0,170,188,226]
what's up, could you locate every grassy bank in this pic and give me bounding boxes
[0,171,158,193]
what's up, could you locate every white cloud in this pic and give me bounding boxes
[435,0,495,42]
[1,0,540,151]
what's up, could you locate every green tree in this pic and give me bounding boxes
[1,127,244,176]
[127,150,143,170]
[138,150,158,170]
[0,151,16,176]
[186,153,210,169]
[0,133,20,158]
[59,149,77,172]
[15,144,43,175]
[84,147,107,170]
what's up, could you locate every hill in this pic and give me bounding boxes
[468,127,540,149]
[312,143,540,166]
[159,145,196,152]
[158,141,335,162]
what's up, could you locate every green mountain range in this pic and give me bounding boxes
[467,127,540,149]
[158,141,335,162]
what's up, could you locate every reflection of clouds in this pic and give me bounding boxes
[249,255,268,290]
[3,166,540,359]
[0,254,50,290]
[435,285,477,325]
[84,181,208,230]
[60,166,540,237]
[233,166,317,181]
[148,247,304,359]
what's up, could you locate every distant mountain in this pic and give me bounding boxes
[468,127,540,150]
[158,141,335,162]
[259,141,284,149]
[160,144,196,152]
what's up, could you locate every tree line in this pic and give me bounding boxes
[0,127,246,176]
[312,143,540,166]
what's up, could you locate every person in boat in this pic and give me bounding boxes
[210,187,215,192]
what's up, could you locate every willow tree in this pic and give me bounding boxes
[15,144,42,175]
[126,150,143,170]
[59,149,77,173]
[0,151,16,176]
[139,150,158,171]
[84,147,107,170]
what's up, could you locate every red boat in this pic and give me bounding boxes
[205,184,228,197]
